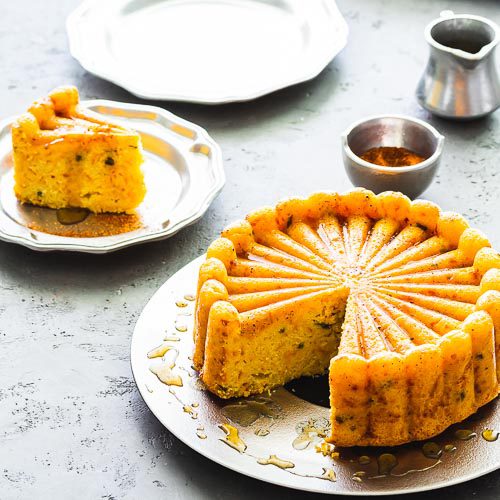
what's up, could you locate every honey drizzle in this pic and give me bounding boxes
[455,429,477,441]
[293,417,330,451]
[183,405,198,420]
[481,429,499,442]
[147,342,175,359]
[196,426,207,440]
[389,460,442,478]
[422,442,443,459]
[255,428,270,437]
[150,363,183,387]
[254,452,337,482]
[219,423,247,453]
[257,455,294,469]
[175,323,188,332]
[149,347,183,386]
[376,453,398,476]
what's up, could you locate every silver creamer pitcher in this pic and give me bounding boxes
[416,11,500,119]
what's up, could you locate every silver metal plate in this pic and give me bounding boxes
[0,100,224,253]
[67,0,349,104]
[131,256,500,495]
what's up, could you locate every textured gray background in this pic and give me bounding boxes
[0,0,499,498]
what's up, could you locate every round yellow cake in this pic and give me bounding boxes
[193,189,500,446]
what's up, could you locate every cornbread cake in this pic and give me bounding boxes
[11,86,145,213]
[194,189,500,446]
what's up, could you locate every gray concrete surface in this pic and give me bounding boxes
[0,0,499,498]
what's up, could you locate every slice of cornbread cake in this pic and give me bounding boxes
[194,189,500,446]
[11,86,145,213]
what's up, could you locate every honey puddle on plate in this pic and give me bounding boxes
[196,426,207,440]
[149,346,183,387]
[150,363,183,387]
[56,207,90,225]
[481,429,499,442]
[219,423,247,453]
[455,429,477,441]
[422,442,443,460]
[257,455,295,469]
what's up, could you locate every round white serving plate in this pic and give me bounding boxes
[0,100,224,253]
[131,256,500,495]
[67,0,349,104]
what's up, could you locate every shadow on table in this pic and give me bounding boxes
[79,53,346,136]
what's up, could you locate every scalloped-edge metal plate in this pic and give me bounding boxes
[66,0,349,104]
[131,256,500,495]
[0,100,224,253]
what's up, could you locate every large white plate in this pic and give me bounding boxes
[131,256,500,495]
[67,0,349,104]
[0,100,224,253]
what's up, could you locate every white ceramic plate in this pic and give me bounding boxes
[67,0,349,104]
[131,256,500,495]
[0,101,224,253]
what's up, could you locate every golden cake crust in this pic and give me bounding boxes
[194,189,500,446]
[12,86,146,213]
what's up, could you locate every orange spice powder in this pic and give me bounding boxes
[360,147,426,167]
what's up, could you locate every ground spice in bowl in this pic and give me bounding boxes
[360,146,426,167]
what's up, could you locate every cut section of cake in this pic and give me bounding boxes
[194,189,500,446]
[11,86,146,213]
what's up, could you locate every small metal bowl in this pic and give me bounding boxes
[341,115,444,199]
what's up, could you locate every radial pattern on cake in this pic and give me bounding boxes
[194,189,500,446]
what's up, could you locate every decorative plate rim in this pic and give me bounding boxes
[130,256,500,496]
[66,0,349,104]
[0,100,225,253]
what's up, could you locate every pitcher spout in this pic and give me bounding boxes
[426,11,500,63]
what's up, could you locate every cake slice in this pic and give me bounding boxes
[11,86,146,213]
